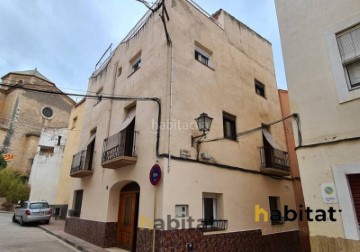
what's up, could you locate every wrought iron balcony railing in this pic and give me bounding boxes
[70,150,93,177]
[68,209,81,218]
[199,219,228,232]
[259,146,290,176]
[101,130,137,169]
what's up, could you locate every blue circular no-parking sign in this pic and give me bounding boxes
[149,164,162,186]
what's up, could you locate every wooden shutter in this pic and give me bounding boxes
[348,174,360,225]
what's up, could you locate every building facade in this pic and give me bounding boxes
[55,99,85,219]
[276,0,360,251]
[29,99,86,220]
[65,0,301,250]
[28,127,68,206]
[278,90,310,252]
[0,69,75,174]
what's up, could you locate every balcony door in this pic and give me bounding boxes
[263,134,273,168]
[124,119,135,157]
[117,182,139,251]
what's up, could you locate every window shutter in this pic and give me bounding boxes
[337,25,360,63]
[348,174,360,226]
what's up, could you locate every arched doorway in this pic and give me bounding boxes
[117,182,140,251]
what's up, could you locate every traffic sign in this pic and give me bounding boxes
[149,164,162,186]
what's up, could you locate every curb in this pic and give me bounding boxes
[38,225,90,252]
[0,211,13,214]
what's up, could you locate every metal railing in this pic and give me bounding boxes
[259,146,290,172]
[102,130,137,163]
[68,209,81,218]
[199,219,228,232]
[92,44,114,77]
[70,150,87,175]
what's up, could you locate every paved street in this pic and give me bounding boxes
[0,212,79,252]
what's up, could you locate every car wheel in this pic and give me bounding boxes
[19,217,25,226]
[12,214,17,223]
[44,220,50,224]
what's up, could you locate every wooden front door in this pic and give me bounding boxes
[117,191,138,250]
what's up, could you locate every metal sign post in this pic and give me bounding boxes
[149,164,162,252]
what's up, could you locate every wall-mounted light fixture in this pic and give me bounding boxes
[191,113,213,160]
[191,113,213,146]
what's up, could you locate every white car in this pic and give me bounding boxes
[13,201,51,226]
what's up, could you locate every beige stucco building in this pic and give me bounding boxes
[65,0,301,250]
[0,69,75,174]
[54,99,85,219]
[276,0,360,251]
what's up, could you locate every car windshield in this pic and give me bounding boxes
[29,203,49,209]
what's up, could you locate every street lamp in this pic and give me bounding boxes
[192,113,213,147]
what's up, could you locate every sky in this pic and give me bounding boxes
[0,0,287,100]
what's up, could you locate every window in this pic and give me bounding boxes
[175,205,189,218]
[30,202,49,209]
[255,80,266,97]
[130,52,142,75]
[337,24,360,89]
[117,66,122,77]
[72,116,77,129]
[201,193,227,231]
[347,174,360,227]
[195,42,212,67]
[57,136,62,145]
[41,107,54,119]
[20,202,28,209]
[223,112,237,140]
[39,146,54,156]
[203,197,217,222]
[269,196,283,225]
[95,87,103,105]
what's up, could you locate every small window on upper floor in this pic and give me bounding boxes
[72,116,78,129]
[95,87,103,105]
[223,112,237,140]
[39,146,54,156]
[130,51,142,76]
[336,24,360,90]
[195,42,212,67]
[117,66,122,77]
[255,80,266,98]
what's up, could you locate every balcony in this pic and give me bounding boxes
[198,219,228,232]
[70,150,93,178]
[259,146,290,176]
[101,130,137,169]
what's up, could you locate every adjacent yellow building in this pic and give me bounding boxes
[276,0,360,251]
[54,99,85,219]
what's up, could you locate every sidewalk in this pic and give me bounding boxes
[38,219,126,252]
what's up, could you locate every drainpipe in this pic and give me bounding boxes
[167,42,174,173]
